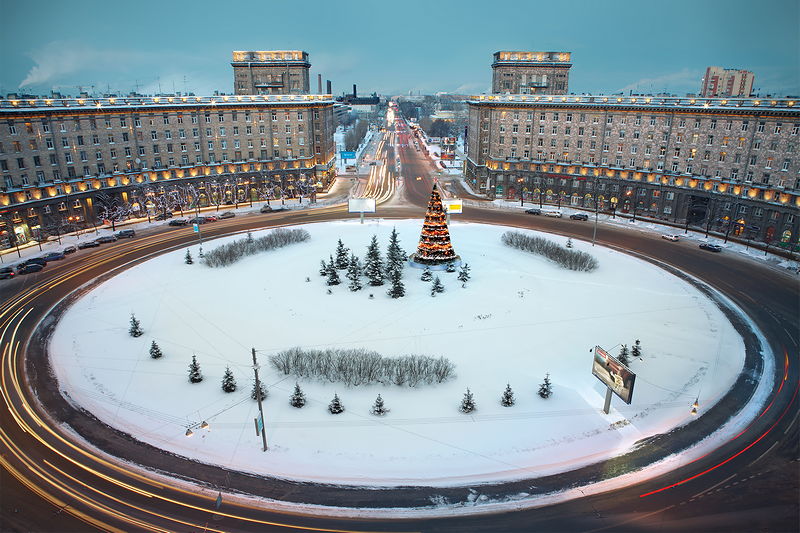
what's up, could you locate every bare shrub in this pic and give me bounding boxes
[501,231,598,272]
[202,228,310,268]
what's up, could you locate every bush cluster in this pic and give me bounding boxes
[501,231,598,272]
[269,347,456,387]
[202,228,310,268]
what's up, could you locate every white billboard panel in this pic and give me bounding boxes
[348,198,376,213]
[443,199,463,214]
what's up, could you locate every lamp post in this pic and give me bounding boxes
[592,175,599,246]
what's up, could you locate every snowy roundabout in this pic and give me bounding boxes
[49,219,748,488]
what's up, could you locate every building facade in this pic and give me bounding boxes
[491,51,572,95]
[232,51,311,95]
[466,94,799,247]
[0,94,335,248]
[701,67,755,98]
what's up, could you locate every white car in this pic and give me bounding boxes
[661,234,680,242]
[543,210,563,218]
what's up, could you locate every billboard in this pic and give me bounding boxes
[443,199,463,214]
[591,346,636,404]
[340,151,356,159]
[348,198,376,213]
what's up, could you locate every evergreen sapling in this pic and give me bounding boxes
[385,227,406,279]
[326,255,341,286]
[618,344,631,366]
[364,235,384,286]
[221,366,237,393]
[459,388,476,413]
[149,340,163,359]
[566,237,573,249]
[129,313,143,337]
[334,239,350,269]
[185,249,193,264]
[188,355,203,383]
[457,263,471,285]
[328,393,344,414]
[445,262,456,273]
[387,267,405,298]
[420,267,432,282]
[632,339,642,359]
[319,259,328,276]
[501,383,515,406]
[290,383,306,408]
[538,373,552,399]
[251,380,267,401]
[346,254,363,292]
[370,394,388,416]
[430,275,444,296]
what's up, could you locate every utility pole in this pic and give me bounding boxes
[251,348,268,451]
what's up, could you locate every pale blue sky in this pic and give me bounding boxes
[1,0,798,97]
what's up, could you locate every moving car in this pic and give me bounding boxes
[168,218,189,226]
[543,210,563,218]
[77,240,101,249]
[525,208,542,215]
[661,234,680,242]
[699,242,722,252]
[95,235,118,244]
[43,251,66,261]
[17,263,44,274]
[0,266,15,280]
[569,213,589,221]
[219,211,236,219]
[116,229,136,238]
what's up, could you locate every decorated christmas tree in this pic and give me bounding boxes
[409,183,461,268]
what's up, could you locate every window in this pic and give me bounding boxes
[707,135,713,145]
[757,121,765,133]
[775,123,782,134]
[782,159,790,171]
[793,123,800,135]
[710,119,717,130]
[650,116,656,126]
[165,131,172,140]
[741,121,749,131]
[46,138,54,149]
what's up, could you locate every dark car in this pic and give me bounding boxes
[77,240,101,249]
[569,213,589,221]
[116,229,136,238]
[219,211,236,219]
[699,243,722,252]
[17,263,44,274]
[0,266,15,280]
[525,208,542,215]
[24,257,48,266]
[63,245,77,254]
[187,217,207,225]
[154,212,173,221]
[95,235,118,244]
[260,205,288,213]
[43,251,66,261]
[168,218,189,226]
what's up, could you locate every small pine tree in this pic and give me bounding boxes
[385,227,405,279]
[457,263,471,284]
[371,394,388,416]
[420,267,432,282]
[334,239,350,269]
[251,380,267,401]
[221,366,237,393]
[188,355,203,383]
[430,275,444,297]
[290,382,306,408]
[185,249,193,264]
[328,393,344,414]
[445,262,456,273]
[538,373,552,399]
[326,255,341,286]
[500,383,515,407]
[632,339,642,359]
[149,340,163,359]
[129,313,143,337]
[566,237,573,249]
[346,253,363,292]
[246,231,254,244]
[319,259,328,276]
[459,388,476,413]
[618,344,631,366]
[387,267,405,298]
[364,236,384,286]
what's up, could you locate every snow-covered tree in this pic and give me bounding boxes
[387,267,405,298]
[185,249,193,264]
[618,344,631,366]
[501,383,515,407]
[251,380,267,401]
[371,394,388,416]
[346,254,363,292]
[445,263,456,273]
[364,235,384,286]
[538,373,552,399]
[319,259,328,277]
[188,355,203,383]
[385,227,406,278]
[457,263,471,285]
[632,339,642,359]
[420,267,432,282]
[459,388,476,413]
[221,366,237,393]
[430,275,444,296]
[326,254,341,286]
[290,382,306,408]
[328,393,344,414]
[334,239,350,269]
[566,237,573,249]
[149,340,163,359]
[246,231,254,244]
[129,313,143,337]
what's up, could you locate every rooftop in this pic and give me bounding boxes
[232,51,309,63]
[493,51,571,63]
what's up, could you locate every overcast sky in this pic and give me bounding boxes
[1,0,798,98]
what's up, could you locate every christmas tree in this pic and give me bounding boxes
[430,275,444,297]
[632,339,642,359]
[290,383,306,408]
[251,380,267,401]
[409,183,461,268]
[385,227,406,278]
[420,267,432,282]
[346,254,363,292]
[618,344,631,366]
[221,366,237,393]
[459,388,476,413]
[328,393,344,414]
[371,394,388,416]
[501,383,515,406]
[538,373,552,399]
[457,263,471,285]
[387,268,405,298]
[364,235,384,286]
[334,239,350,269]
[129,313,143,337]
[149,340,163,359]
[326,254,341,286]
[188,355,203,383]
[446,263,456,273]
[185,249,193,264]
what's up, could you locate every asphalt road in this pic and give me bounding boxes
[0,122,797,532]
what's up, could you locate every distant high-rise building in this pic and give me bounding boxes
[232,51,311,95]
[491,51,572,94]
[701,67,755,97]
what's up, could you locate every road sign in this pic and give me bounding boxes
[340,151,356,159]
[443,199,463,214]
[193,224,199,233]
[348,198,376,213]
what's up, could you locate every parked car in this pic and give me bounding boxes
[661,234,680,242]
[63,245,77,254]
[43,251,66,261]
[260,205,288,213]
[23,257,48,266]
[17,263,44,274]
[569,213,589,221]
[95,235,118,244]
[205,215,218,222]
[699,242,723,252]
[187,217,207,225]
[168,218,189,226]
[219,211,236,219]
[116,229,136,238]
[543,210,563,218]
[77,240,101,249]
[525,208,542,215]
[154,212,173,221]
[0,266,15,280]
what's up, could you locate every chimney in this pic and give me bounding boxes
[353,84,357,97]
[317,74,322,94]
[326,80,332,94]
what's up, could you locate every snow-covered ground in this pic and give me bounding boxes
[49,220,744,486]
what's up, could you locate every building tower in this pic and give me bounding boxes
[700,66,755,97]
[491,51,572,94]
[232,51,311,95]
[409,184,461,269]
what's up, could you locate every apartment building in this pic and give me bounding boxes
[701,67,755,98]
[491,51,572,95]
[232,51,311,95]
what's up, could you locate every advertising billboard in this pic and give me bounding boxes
[443,199,463,214]
[340,151,356,159]
[348,198,376,213]
[591,346,636,404]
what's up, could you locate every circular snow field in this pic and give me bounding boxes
[49,220,744,486]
